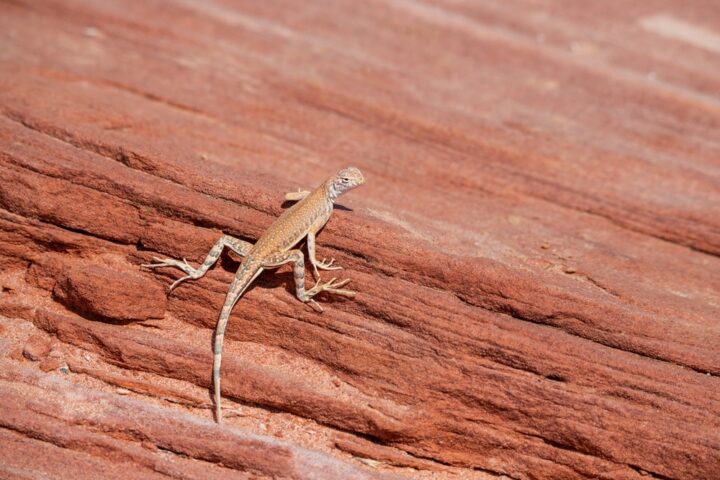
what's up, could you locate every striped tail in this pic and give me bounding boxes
[213,264,262,423]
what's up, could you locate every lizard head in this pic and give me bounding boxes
[327,166,365,200]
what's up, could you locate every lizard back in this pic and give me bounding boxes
[249,184,332,259]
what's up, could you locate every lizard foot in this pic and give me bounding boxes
[311,257,343,281]
[141,256,200,292]
[304,277,357,312]
[316,257,343,271]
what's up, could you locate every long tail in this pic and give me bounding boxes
[213,264,262,423]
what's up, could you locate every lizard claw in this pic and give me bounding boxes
[305,277,357,306]
[325,287,356,297]
[316,257,343,271]
[141,257,177,269]
[322,277,356,297]
[329,278,351,289]
[142,257,196,273]
[308,299,324,313]
[142,256,199,293]
[169,275,192,292]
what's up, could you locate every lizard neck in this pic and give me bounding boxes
[325,180,341,203]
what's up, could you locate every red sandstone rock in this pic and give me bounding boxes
[0,361,383,480]
[22,333,51,361]
[8,348,24,361]
[335,434,443,471]
[0,1,719,479]
[39,357,64,372]
[53,264,167,323]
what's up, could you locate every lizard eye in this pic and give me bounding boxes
[341,177,349,183]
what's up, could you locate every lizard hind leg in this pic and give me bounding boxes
[262,250,356,312]
[142,235,253,292]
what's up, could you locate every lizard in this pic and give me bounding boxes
[142,166,365,423]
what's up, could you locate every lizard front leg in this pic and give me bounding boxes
[142,234,253,291]
[262,249,355,312]
[284,189,310,202]
[306,230,343,281]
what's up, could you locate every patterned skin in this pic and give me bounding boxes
[143,167,364,422]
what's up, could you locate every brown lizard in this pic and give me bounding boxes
[142,166,365,422]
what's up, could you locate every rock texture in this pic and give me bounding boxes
[0,1,719,479]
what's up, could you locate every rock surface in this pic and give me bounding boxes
[0,1,719,479]
[53,263,167,322]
